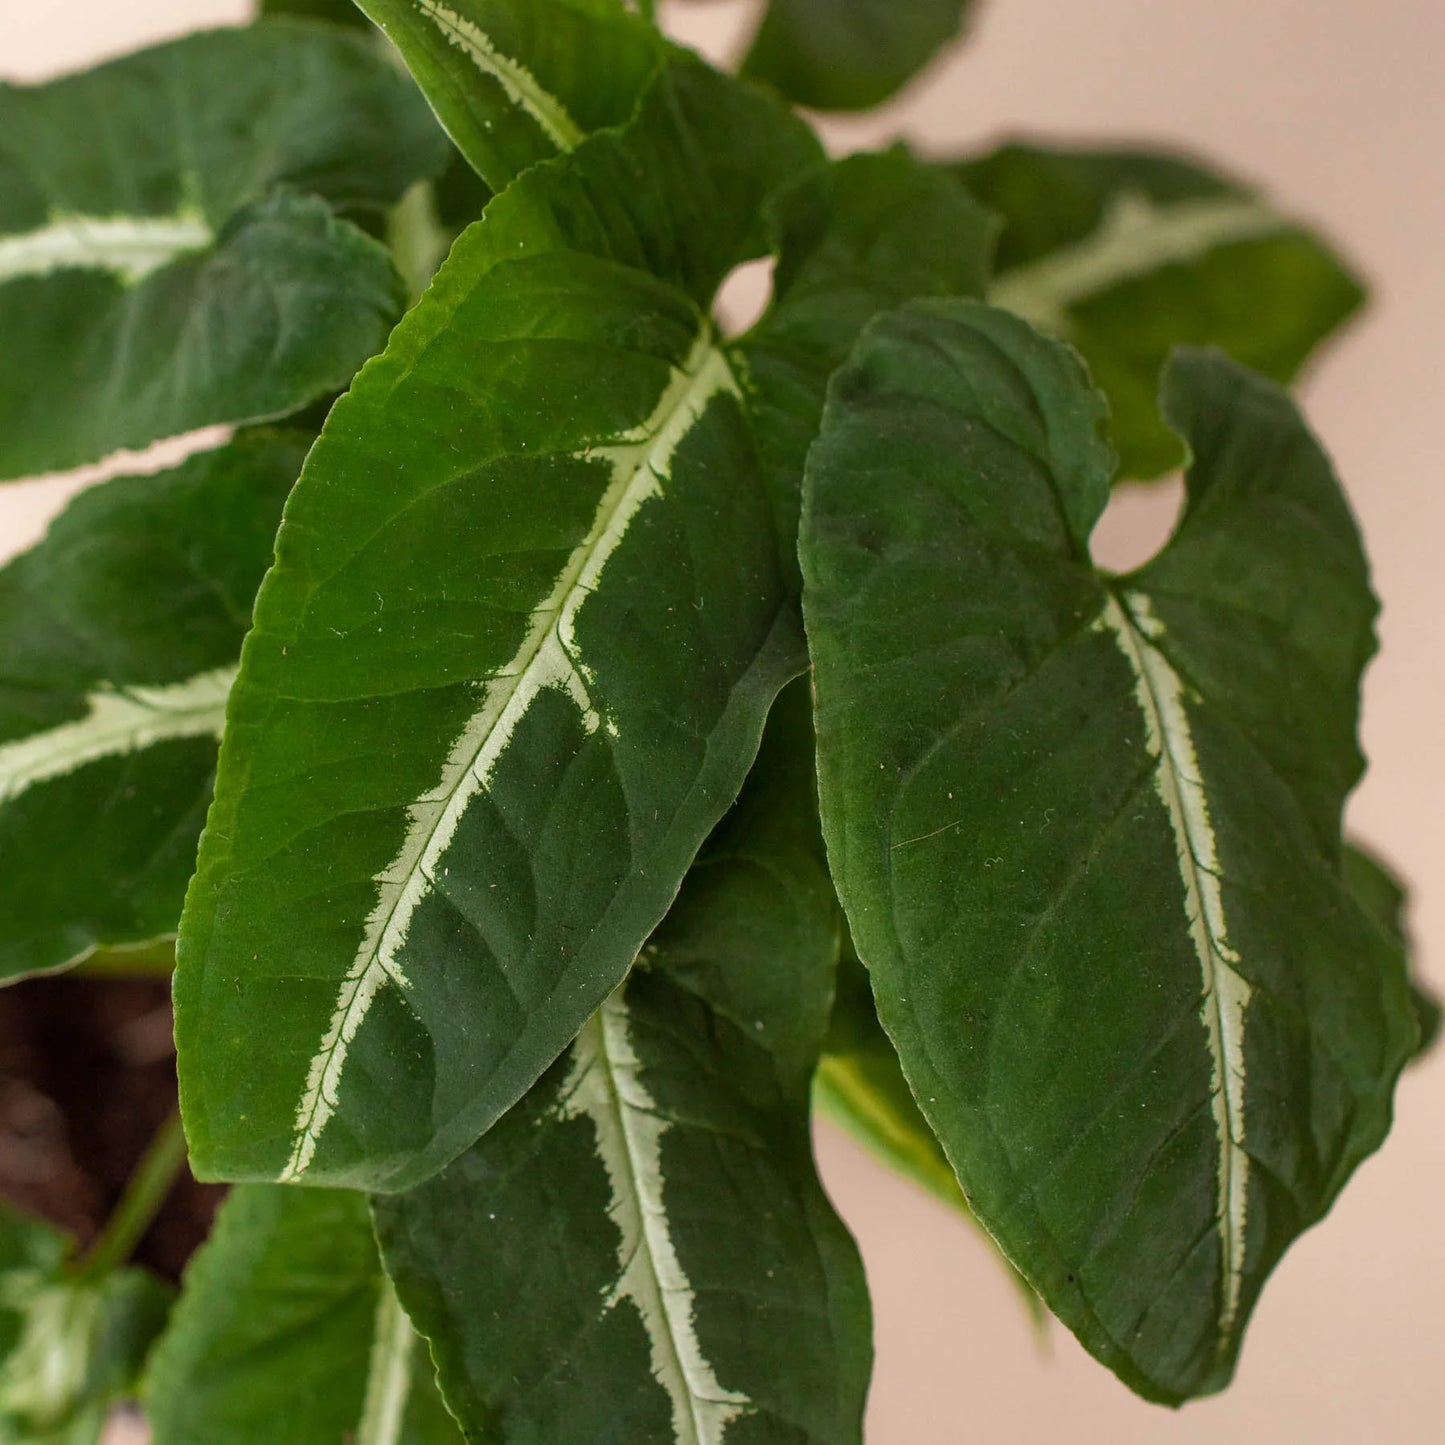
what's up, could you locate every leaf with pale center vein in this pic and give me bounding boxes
[0,21,448,479]
[146,1186,461,1445]
[354,0,663,191]
[800,299,1416,1402]
[954,142,1364,478]
[175,58,829,1193]
[373,680,871,1444]
[0,432,303,983]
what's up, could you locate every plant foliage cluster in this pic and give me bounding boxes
[0,0,1433,1439]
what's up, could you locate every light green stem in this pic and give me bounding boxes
[74,1113,187,1280]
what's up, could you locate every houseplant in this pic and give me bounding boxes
[0,0,1433,1437]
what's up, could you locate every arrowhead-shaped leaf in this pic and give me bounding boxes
[957,143,1364,478]
[0,433,304,982]
[741,0,975,112]
[0,1203,171,1445]
[354,0,663,191]
[373,680,871,1443]
[146,1186,461,1444]
[0,22,448,479]
[175,60,827,1193]
[800,300,1416,1401]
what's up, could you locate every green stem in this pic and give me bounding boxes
[73,1113,187,1280]
[636,0,658,25]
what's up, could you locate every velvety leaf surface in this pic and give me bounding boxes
[0,1205,171,1445]
[175,60,828,1192]
[801,301,1416,1401]
[735,146,995,576]
[816,940,1043,1318]
[1344,842,1440,1060]
[146,1186,461,1444]
[374,680,871,1444]
[741,0,974,111]
[0,21,448,478]
[355,0,663,191]
[0,433,304,983]
[957,143,1364,478]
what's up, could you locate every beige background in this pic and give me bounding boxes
[2,1,1442,1440]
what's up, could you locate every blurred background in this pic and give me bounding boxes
[2,2,1441,1440]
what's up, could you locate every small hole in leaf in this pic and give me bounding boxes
[1091,474,1184,576]
[713,255,776,337]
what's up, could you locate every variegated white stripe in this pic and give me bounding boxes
[1097,592,1250,1334]
[0,665,236,805]
[282,332,740,1181]
[562,992,750,1442]
[413,0,584,151]
[990,192,1283,333]
[0,211,212,286]
[357,1278,417,1445]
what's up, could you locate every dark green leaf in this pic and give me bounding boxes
[1344,842,1439,1060]
[354,0,663,191]
[0,433,303,983]
[818,941,1044,1320]
[175,59,826,1192]
[374,679,871,1443]
[742,0,974,112]
[146,1186,461,1444]
[0,1205,171,1445]
[956,143,1364,478]
[261,0,371,28]
[0,22,449,479]
[801,301,1416,1401]
[736,145,995,576]
[817,947,969,1217]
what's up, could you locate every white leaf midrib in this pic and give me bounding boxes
[989,191,1283,332]
[1098,591,1251,1339]
[564,994,749,1443]
[414,0,585,152]
[0,211,212,286]
[0,665,236,806]
[282,331,740,1181]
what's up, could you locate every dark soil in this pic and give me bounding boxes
[0,975,223,1283]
